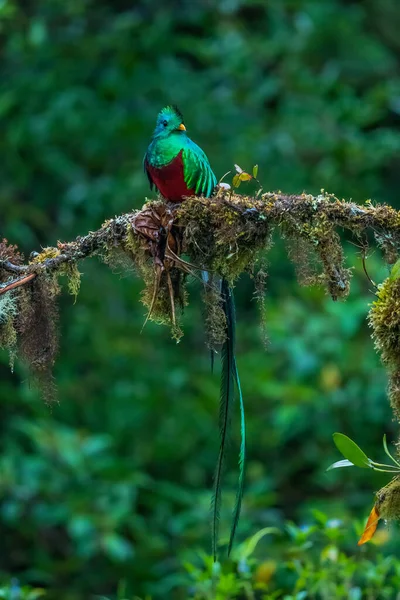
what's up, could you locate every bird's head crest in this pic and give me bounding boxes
[153,105,186,138]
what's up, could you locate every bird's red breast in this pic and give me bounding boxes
[146,150,194,203]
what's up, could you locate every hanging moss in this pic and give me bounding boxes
[253,265,269,349]
[0,314,17,352]
[202,276,227,352]
[0,293,18,369]
[17,275,60,403]
[314,229,352,301]
[374,232,399,265]
[280,202,352,300]
[60,262,81,300]
[0,292,18,325]
[285,236,320,287]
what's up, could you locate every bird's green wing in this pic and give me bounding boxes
[182,140,217,198]
[143,149,155,191]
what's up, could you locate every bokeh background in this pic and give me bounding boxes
[2,1,400,598]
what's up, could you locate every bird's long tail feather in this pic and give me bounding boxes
[228,354,245,556]
[212,278,245,561]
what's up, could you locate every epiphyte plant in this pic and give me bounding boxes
[328,433,400,544]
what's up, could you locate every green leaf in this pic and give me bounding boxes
[232,174,241,188]
[239,527,280,560]
[332,433,372,468]
[252,164,258,178]
[102,533,134,562]
[389,259,400,281]
[326,459,355,471]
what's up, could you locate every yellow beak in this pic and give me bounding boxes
[178,123,186,131]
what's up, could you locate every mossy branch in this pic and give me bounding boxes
[1,192,400,286]
[2,192,400,281]
[1,190,400,403]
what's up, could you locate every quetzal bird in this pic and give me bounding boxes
[144,106,245,559]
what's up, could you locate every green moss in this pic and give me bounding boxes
[17,276,60,403]
[369,264,400,418]
[177,193,355,301]
[285,236,320,287]
[374,232,399,265]
[281,203,352,300]
[178,196,272,285]
[202,277,227,351]
[253,265,269,349]
[0,316,17,370]
[369,276,400,364]
[122,223,144,258]
[30,247,61,263]
[375,477,400,521]
[59,262,81,301]
[0,292,18,325]
[0,293,18,369]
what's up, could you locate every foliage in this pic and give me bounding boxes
[0,581,45,600]
[2,0,400,598]
[183,516,400,600]
[11,515,400,599]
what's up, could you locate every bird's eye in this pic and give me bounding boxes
[162,120,168,127]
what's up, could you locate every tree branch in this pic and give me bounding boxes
[0,189,398,410]
[1,192,399,289]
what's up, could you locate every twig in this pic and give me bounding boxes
[362,254,377,289]
[0,273,36,295]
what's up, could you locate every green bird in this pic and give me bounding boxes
[144,106,246,560]
[144,105,216,201]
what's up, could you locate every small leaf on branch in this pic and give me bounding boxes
[239,172,253,182]
[253,165,258,178]
[232,174,241,188]
[332,433,372,468]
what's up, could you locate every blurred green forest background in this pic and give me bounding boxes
[1,0,400,598]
